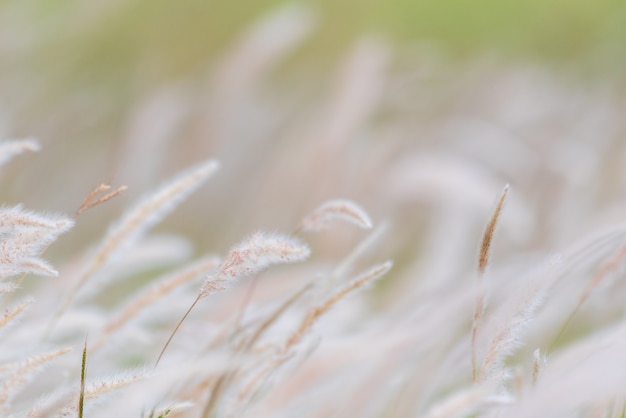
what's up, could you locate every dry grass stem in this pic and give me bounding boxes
[96,256,219,348]
[154,295,201,367]
[285,260,392,350]
[242,281,314,351]
[327,221,389,288]
[76,184,128,216]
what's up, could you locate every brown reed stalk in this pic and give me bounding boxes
[472,184,509,383]
[76,184,128,216]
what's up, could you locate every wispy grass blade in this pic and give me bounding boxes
[285,260,392,350]
[95,255,219,349]
[78,339,87,418]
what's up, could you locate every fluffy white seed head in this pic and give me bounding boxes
[200,232,310,297]
[0,206,74,279]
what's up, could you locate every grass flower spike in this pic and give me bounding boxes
[200,232,311,298]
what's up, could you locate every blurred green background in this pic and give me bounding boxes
[2,0,626,249]
[2,0,624,141]
[5,0,626,93]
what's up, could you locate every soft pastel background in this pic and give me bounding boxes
[3,1,626,253]
[3,2,626,416]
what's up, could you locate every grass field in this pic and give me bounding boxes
[2,1,626,417]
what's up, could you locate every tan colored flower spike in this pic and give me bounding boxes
[76,183,128,216]
[472,184,509,382]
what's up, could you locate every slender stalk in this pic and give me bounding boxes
[155,295,201,367]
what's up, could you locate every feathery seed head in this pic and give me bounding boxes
[200,232,310,297]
